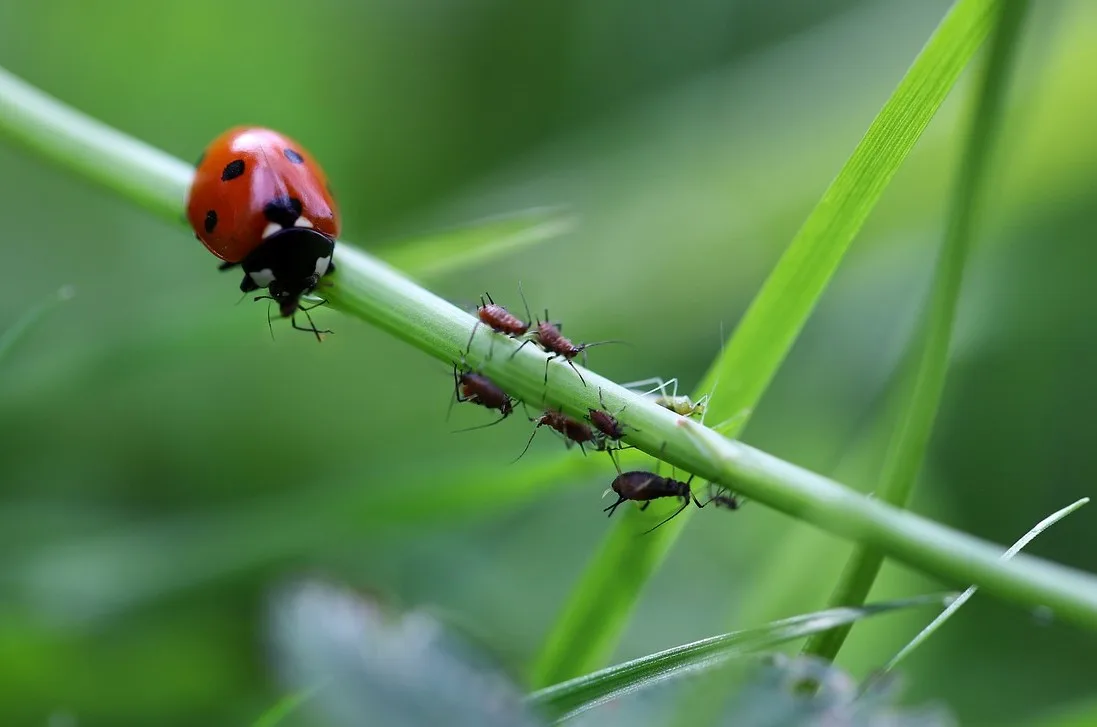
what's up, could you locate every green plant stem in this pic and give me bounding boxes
[802,0,1032,663]
[3,57,1097,658]
[883,498,1089,672]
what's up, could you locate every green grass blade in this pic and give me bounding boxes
[527,594,953,723]
[883,498,1088,673]
[0,285,75,364]
[529,0,1003,688]
[802,0,1032,663]
[251,685,325,727]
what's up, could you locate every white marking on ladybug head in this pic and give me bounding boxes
[315,256,332,277]
[295,216,314,229]
[249,268,276,288]
[262,222,283,239]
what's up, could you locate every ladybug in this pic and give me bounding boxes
[186,126,340,332]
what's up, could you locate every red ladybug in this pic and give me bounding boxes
[186,126,340,329]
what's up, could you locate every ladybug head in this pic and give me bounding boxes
[241,227,336,318]
[268,276,320,317]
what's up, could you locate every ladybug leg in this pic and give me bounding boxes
[218,261,240,271]
[238,275,260,294]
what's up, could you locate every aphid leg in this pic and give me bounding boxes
[447,364,467,422]
[464,319,482,360]
[566,359,588,387]
[620,377,669,394]
[509,337,535,360]
[641,498,691,535]
[607,446,623,473]
[452,413,511,434]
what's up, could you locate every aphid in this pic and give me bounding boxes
[465,284,533,360]
[512,409,598,463]
[511,310,620,387]
[186,127,339,339]
[698,483,741,510]
[624,377,710,418]
[450,363,515,432]
[586,387,637,453]
[603,469,700,535]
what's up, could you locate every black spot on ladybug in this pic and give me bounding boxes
[221,159,246,181]
[263,196,304,227]
[284,148,304,164]
[204,210,218,233]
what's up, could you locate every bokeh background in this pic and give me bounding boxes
[2,0,1096,724]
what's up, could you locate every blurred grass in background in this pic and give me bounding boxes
[1,0,1095,724]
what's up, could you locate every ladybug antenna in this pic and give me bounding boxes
[266,300,276,341]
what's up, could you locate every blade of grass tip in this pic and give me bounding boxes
[527,594,952,723]
[803,0,1032,663]
[252,684,326,727]
[378,207,576,278]
[529,0,1003,689]
[882,497,1089,673]
[0,285,75,363]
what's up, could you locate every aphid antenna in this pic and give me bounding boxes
[511,420,544,464]
[511,407,553,465]
[516,280,533,326]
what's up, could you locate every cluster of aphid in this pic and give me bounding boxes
[450,288,741,534]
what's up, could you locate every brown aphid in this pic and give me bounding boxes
[450,363,515,432]
[698,483,741,510]
[465,285,532,359]
[586,387,637,452]
[511,310,621,387]
[513,409,598,463]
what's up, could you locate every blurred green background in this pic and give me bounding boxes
[2,0,1096,724]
